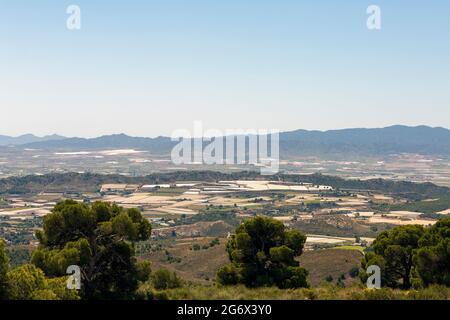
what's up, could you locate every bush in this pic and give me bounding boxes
[210,238,220,247]
[281,266,309,289]
[6,264,46,300]
[31,289,58,300]
[349,267,359,278]
[136,261,152,283]
[5,264,79,300]
[152,268,183,290]
[217,264,240,285]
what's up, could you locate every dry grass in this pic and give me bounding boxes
[138,284,450,300]
[142,238,229,284]
[299,249,363,287]
[142,240,365,289]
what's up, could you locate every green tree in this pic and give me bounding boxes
[31,200,152,299]
[6,264,78,300]
[360,250,392,287]
[413,217,450,287]
[6,264,45,300]
[217,216,308,289]
[0,239,10,299]
[361,225,425,289]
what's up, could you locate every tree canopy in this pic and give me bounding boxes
[0,239,9,299]
[217,216,308,289]
[413,217,450,287]
[1,239,77,300]
[361,217,450,289]
[31,200,152,299]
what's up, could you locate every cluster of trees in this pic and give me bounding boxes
[1,239,78,300]
[217,216,309,289]
[1,200,153,300]
[360,217,450,288]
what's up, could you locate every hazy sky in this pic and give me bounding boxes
[1,1,449,138]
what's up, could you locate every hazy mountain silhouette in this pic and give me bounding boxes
[9,125,450,156]
[0,134,66,146]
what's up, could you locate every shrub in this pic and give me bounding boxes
[349,267,359,278]
[217,264,240,285]
[136,261,152,283]
[152,268,183,290]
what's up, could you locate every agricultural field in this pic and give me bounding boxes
[1,174,448,247]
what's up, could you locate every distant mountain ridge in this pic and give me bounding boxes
[21,133,175,154]
[0,134,66,146]
[3,125,450,157]
[279,125,450,156]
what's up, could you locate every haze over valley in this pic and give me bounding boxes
[1,125,449,187]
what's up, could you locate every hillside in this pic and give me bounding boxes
[298,249,363,287]
[142,237,362,288]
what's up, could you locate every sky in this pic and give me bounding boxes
[1,0,449,138]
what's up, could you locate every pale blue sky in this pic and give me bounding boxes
[1,1,449,137]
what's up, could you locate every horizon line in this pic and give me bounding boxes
[1,124,449,140]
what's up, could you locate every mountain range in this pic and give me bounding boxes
[1,125,449,157]
[0,134,66,146]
